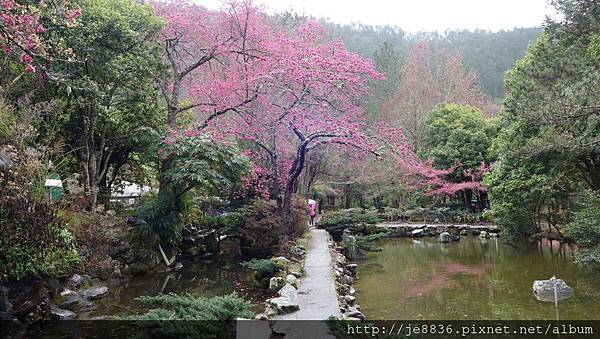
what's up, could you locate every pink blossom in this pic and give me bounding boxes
[20,53,33,64]
[24,64,36,73]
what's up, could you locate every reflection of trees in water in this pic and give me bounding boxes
[536,239,577,261]
[361,262,386,275]
[402,260,493,300]
[82,261,266,319]
[357,237,600,320]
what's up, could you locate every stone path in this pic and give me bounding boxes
[274,228,341,320]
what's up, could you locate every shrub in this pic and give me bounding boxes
[129,293,253,320]
[340,232,390,252]
[564,191,600,265]
[318,208,381,238]
[236,196,308,258]
[240,259,283,278]
[124,293,253,337]
[0,146,80,281]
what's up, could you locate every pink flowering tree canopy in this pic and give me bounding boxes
[1,0,80,73]
[204,19,382,212]
[151,0,269,128]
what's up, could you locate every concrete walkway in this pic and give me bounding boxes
[274,228,341,320]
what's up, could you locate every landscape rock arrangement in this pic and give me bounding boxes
[0,273,110,328]
[330,237,364,320]
[381,223,500,238]
[256,244,307,318]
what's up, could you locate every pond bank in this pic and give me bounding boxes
[376,222,500,236]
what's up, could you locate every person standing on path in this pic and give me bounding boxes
[308,197,317,227]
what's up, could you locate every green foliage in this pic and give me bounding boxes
[128,293,253,320]
[44,0,167,207]
[124,293,253,338]
[318,208,382,238]
[319,208,382,228]
[382,206,485,223]
[424,103,496,176]
[486,0,599,239]
[241,259,283,277]
[484,158,561,240]
[138,136,249,242]
[0,145,80,281]
[564,191,600,265]
[364,41,402,116]
[340,232,391,252]
[320,19,540,99]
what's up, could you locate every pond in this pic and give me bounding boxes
[354,236,600,320]
[78,258,268,319]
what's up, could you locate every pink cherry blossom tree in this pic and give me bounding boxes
[1,0,79,74]
[206,20,383,216]
[374,122,489,200]
[150,0,267,129]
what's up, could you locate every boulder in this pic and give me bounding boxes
[269,277,284,291]
[342,235,367,260]
[479,231,489,238]
[267,283,300,314]
[267,297,299,314]
[346,307,365,320]
[451,235,461,242]
[254,313,268,320]
[50,305,76,320]
[344,295,356,305]
[439,232,452,243]
[533,277,574,302]
[425,226,438,236]
[67,274,84,289]
[343,316,362,321]
[285,274,298,288]
[57,289,79,309]
[290,271,303,278]
[81,286,108,300]
[204,231,220,253]
[459,229,469,236]
[411,229,424,237]
[346,264,358,275]
[277,284,299,301]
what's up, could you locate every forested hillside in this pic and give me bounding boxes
[323,22,542,98]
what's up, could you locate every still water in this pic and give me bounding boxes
[80,258,268,318]
[354,237,600,320]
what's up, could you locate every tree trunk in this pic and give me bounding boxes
[464,189,473,212]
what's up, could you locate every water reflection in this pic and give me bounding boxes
[354,237,600,320]
[80,258,268,319]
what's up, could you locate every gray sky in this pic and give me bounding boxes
[198,0,557,33]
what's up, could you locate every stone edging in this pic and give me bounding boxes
[328,233,364,320]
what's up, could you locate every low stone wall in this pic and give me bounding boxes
[377,223,500,238]
[329,235,364,320]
